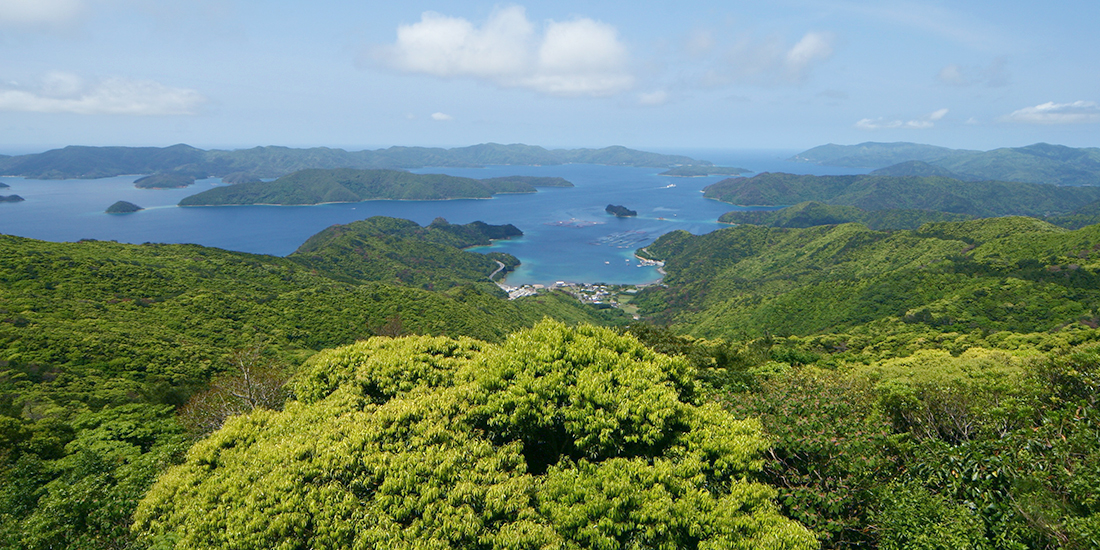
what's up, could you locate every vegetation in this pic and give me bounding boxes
[660,165,749,177]
[792,141,1100,185]
[0,219,630,550]
[179,169,559,206]
[703,172,1100,217]
[133,322,817,550]
[0,143,706,180]
[605,204,637,217]
[106,201,143,214]
[634,217,1100,339]
[0,195,24,203]
[133,173,195,189]
[719,202,972,230]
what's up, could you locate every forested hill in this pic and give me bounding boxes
[634,216,1100,339]
[0,143,708,180]
[791,141,1100,185]
[0,218,627,548]
[703,172,1100,217]
[177,169,570,206]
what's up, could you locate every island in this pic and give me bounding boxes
[134,172,196,189]
[178,169,574,206]
[0,194,24,203]
[659,166,749,177]
[606,204,637,217]
[106,200,144,214]
[0,181,8,188]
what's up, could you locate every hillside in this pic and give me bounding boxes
[178,168,552,206]
[0,143,708,180]
[719,201,972,230]
[0,219,627,548]
[792,141,1100,185]
[634,217,1100,339]
[703,172,1100,217]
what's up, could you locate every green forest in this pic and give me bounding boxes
[3,208,1100,548]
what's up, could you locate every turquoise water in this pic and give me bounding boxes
[0,150,867,285]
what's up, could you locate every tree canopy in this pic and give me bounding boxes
[133,322,817,550]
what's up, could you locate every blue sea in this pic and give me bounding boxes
[0,150,868,286]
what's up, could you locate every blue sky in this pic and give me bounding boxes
[1,0,1097,153]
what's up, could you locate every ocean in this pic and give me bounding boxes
[0,149,868,286]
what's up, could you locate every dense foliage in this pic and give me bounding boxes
[702,173,1100,217]
[718,201,972,230]
[133,322,817,550]
[634,217,1100,339]
[0,221,628,549]
[605,204,637,217]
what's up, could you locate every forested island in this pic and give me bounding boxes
[106,200,144,214]
[178,169,573,205]
[605,204,637,217]
[0,194,23,203]
[133,173,196,189]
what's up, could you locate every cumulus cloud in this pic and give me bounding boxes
[1001,101,1100,125]
[856,108,948,130]
[0,0,84,27]
[0,72,206,115]
[937,56,1009,87]
[369,6,633,97]
[431,112,453,121]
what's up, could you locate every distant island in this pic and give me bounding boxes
[790,141,1100,186]
[178,168,573,206]
[106,200,144,214]
[703,172,1100,218]
[134,173,196,189]
[0,194,24,203]
[0,181,8,188]
[606,204,637,217]
[659,166,749,177]
[0,143,711,180]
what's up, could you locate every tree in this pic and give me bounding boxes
[134,322,817,550]
[177,346,290,435]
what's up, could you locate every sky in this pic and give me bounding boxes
[0,0,1098,153]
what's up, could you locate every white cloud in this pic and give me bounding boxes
[431,112,453,121]
[855,108,947,130]
[0,72,206,115]
[708,31,836,86]
[637,90,669,106]
[0,0,84,27]
[937,57,1009,87]
[370,6,633,97]
[1001,101,1100,125]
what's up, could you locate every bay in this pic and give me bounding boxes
[0,149,868,286]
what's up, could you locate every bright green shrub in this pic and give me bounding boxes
[133,322,817,550]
